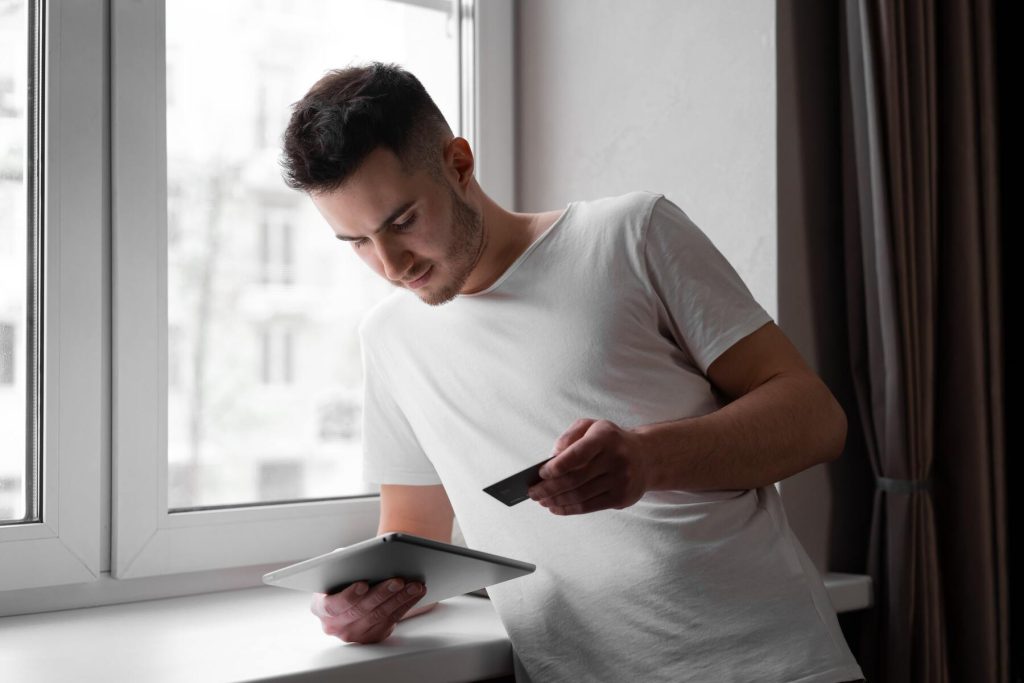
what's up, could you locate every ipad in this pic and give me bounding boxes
[262,532,535,605]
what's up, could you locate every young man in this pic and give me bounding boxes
[281,62,865,683]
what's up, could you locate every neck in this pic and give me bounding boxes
[459,185,546,295]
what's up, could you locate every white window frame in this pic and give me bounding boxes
[109,0,514,579]
[0,0,105,591]
[0,0,513,607]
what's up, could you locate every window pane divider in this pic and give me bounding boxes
[0,0,104,593]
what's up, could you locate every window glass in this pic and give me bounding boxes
[0,0,34,524]
[166,0,458,509]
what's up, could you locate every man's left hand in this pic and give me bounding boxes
[527,418,651,515]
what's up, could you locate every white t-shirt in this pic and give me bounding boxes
[359,191,864,683]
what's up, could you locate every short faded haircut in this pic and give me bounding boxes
[280,61,453,194]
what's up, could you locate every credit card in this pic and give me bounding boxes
[483,456,556,506]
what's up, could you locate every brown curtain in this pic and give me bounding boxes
[839,1,1006,681]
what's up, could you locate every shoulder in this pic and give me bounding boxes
[562,191,667,252]
[573,190,665,224]
[357,289,413,347]
[643,194,719,254]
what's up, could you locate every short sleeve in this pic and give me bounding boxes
[642,196,774,375]
[359,330,442,486]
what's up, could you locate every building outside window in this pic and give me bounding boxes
[259,206,294,286]
[0,0,31,526]
[1,0,512,596]
[164,0,460,510]
[0,322,14,385]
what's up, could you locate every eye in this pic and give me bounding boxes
[391,214,416,232]
[350,215,416,250]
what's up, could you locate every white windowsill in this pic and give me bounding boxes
[0,573,872,683]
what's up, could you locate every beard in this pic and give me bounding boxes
[413,182,485,307]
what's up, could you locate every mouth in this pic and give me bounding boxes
[405,266,433,289]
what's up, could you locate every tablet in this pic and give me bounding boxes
[262,532,536,605]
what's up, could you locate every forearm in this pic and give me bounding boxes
[632,372,847,492]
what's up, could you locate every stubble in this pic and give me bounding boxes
[419,183,485,306]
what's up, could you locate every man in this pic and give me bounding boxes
[281,62,865,683]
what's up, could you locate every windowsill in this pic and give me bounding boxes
[0,573,872,683]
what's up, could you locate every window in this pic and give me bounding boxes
[161,0,460,518]
[259,324,294,386]
[258,208,294,285]
[163,0,464,517]
[318,392,361,442]
[0,322,14,385]
[108,0,514,582]
[167,324,183,389]
[0,1,27,524]
[255,63,290,149]
[0,0,104,594]
[0,0,513,608]
[258,460,303,502]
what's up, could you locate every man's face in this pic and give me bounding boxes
[310,146,484,307]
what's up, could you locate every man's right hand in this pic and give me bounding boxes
[311,578,427,644]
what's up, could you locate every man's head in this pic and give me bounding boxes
[281,62,486,306]
[281,61,452,193]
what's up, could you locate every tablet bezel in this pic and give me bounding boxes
[261,532,535,604]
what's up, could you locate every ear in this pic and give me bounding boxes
[443,137,475,189]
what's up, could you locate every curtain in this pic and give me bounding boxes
[839,1,1006,681]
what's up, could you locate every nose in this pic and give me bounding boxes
[377,241,414,281]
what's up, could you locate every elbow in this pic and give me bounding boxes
[823,388,848,462]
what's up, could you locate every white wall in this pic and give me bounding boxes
[514,1,836,572]
[515,0,777,321]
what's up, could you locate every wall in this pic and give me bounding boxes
[776,0,873,578]
[514,0,853,571]
[516,0,777,320]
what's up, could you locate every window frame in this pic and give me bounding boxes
[109,0,514,579]
[0,0,105,591]
[0,0,514,604]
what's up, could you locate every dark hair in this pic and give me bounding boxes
[280,62,453,194]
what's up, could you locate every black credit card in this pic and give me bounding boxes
[483,456,555,506]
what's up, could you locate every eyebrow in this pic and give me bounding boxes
[335,200,415,241]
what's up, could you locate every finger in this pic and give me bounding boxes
[313,581,369,619]
[551,418,598,455]
[374,588,426,628]
[311,593,327,617]
[345,584,424,643]
[323,579,425,643]
[539,436,601,482]
[346,585,421,644]
[346,580,425,634]
[320,577,406,621]
[355,619,398,645]
[530,455,612,501]
[542,420,618,479]
[349,578,412,617]
[540,471,615,509]
[549,489,618,516]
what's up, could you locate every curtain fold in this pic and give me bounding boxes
[839,0,1006,681]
